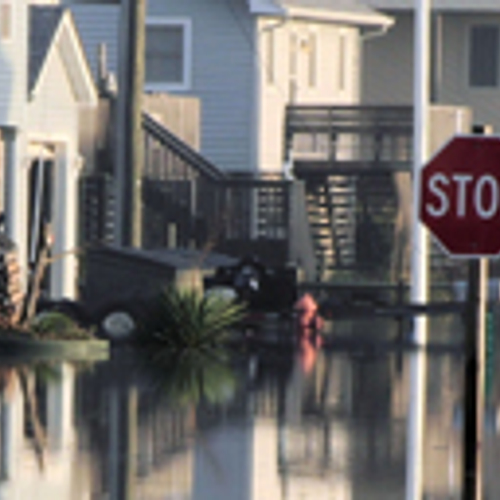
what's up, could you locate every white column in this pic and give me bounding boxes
[3,127,29,290]
[51,141,80,300]
[410,0,431,345]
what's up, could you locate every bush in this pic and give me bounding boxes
[29,311,94,340]
[137,286,247,352]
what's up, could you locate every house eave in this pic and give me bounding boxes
[283,6,394,28]
[248,0,286,15]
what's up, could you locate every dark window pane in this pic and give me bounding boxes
[470,25,499,87]
[146,25,184,84]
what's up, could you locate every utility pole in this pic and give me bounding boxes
[114,0,146,247]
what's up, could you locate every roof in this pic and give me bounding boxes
[29,6,65,93]
[249,0,393,27]
[29,6,97,105]
[361,0,500,11]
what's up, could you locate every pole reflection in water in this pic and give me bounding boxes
[0,367,22,481]
[0,362,80,498]
[405,350,428,500]
[108,383,137,500]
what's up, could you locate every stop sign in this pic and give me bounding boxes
[420,135,500,256]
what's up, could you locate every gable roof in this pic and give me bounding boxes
[29,6,65,93]
[249,0,393,27]
[29,6,97,105]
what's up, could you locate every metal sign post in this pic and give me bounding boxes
[462,258,487,499]
[419,127,494,499]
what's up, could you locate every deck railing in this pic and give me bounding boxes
[286,105,414,174]
[141,113,292,264]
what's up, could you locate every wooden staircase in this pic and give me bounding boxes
[287,105,414,282]
[306,176,357,280]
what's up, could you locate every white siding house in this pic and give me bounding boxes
[361,0,500,133]
[64,0,392,174]
[0,1,97,299]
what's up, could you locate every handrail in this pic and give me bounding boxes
[142,112,227,182]
[286,105,413,133]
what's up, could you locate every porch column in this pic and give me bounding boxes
[2,127,28,290]
[51,141,81,300]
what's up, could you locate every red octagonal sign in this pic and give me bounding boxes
[420,135,500,257]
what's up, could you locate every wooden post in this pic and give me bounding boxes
[462,258,487,499]
[115,0,145,247]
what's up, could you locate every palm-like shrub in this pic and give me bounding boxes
[137,286,247,351]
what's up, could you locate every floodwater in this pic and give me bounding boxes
[0,314,499,500]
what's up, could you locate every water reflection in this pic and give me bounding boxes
[0,362,76,498]
[0,337,499,498]
[136,348,238,407]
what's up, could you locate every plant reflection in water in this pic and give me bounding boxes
[136,346,238,407]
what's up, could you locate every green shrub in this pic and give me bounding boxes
[29,311,93,340]
[138,286,247,352]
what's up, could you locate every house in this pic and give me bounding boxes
[361,0,500,133]
[63,0,393,175]
[0,0,97,300]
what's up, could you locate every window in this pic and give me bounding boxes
[263,29,275,85]
[0,1,12,41]
[289,33,298,101]
[145,18,191,91]
[469,25,499,88]
[308,33,317,87]
[338,32,347,92]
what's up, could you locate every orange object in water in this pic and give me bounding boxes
[294,293,323,331]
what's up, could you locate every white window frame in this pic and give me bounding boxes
[145,17,192,92]
[0,0,13,42]
[468,24,500,89]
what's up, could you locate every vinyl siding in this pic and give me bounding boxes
[148,0,256,173]
[63,4,120,82]
[361,12,413,105]
[440,13,500,131]
[67,0,256,172]
[27,43,79,136]
[362,11,500,133]
[0,0,28,125]
[258,18,361,172]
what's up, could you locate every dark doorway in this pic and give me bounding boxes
[27,156,54,296]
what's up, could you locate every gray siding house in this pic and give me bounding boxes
[0,0,97,300]
[64,0,392,174]
[361,0,500,133]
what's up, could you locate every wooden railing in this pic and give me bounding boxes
[285,105,413,174]
[141,113,292,264]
